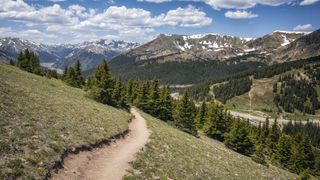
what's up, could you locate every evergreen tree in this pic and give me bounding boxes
[274,135,292,168]
[203,101,228,140]
[125,80,135,104]
[289,135,315,173]
[195,101,207,130]
[16,51,23,68]
[112,78,124,106]
[62,66,68,81]
[157,86,173,121]
[147,78,160,115]
[86,60,114,105]
[268,118,281,155]
[74,60,85,87]
[134,81,149,110]
[252,143,267,166]
[224,119,254,155]
[173,90,197,136]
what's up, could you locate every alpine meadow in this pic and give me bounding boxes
[1,0,320,179]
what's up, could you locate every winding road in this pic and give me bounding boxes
[50,108,150,180]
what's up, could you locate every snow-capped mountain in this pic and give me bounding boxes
[0,37,60,63]
[0,37,140,71]
[120,31,308,63]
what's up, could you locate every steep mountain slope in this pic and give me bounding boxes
[107,31,312,84]
[245,31,307,53]
[274,29,320,61]
[125,111,296,179]
[127,34,251,61]
[0,63,131,179]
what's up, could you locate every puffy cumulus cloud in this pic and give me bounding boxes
[0,1,212,43]
[71,5,212,31]
[293,24,313,31]
[225,10,258,19]
[300,0,320,5]
[162,5,212,27]
[0,27,60,43]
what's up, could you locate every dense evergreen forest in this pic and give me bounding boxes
[109,54,265,84]
[274,74,320,114]
[213,77,252,103]
[283,121,320,148]
[9,50,320,178]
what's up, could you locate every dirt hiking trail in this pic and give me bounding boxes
[51,108,149,180]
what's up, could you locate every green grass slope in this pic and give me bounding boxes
[0,63,131,179]
[125,111,296,180]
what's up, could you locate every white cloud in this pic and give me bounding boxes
[293,24,313,31]
[162,5,212,27]
[0,27,59,43]
[225,10,258,19]
[138,0,296,10]
[300,0,320,5]
[0,1,212,43]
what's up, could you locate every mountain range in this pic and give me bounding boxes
[0,38,140,72]
[1,29,319,83]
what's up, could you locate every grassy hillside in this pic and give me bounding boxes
[0,63,131,179]
[125,111,296,180]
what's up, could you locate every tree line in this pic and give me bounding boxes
[213,77,252,103]
[274,73,320,115]
[13,49,59,79]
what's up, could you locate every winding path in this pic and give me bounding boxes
[50,108,149,180]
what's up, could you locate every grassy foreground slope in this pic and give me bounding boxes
[0,63,131,179]
[126,111,296,180]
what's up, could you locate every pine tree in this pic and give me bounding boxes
[134,81,149,110]
[62,66,68,81]
[16,51,23,68]
[173,90,197,136]
[125,80,135,104]
[224,119,254,155]
[86,60,114,105]
[112,78,124,106]
[147,78,160,115]
[289,135,315,173]
[195,101,207,130]
[252,143,267,166]
[203,101,228,140]
[274,135,292,168]
[268,118,281,155]
[74,60,85,87]
[157,86,173,121]
[66,67,77,86]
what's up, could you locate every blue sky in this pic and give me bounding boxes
[0,0,319,44]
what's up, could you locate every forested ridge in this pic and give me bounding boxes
[213,77,252,103]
